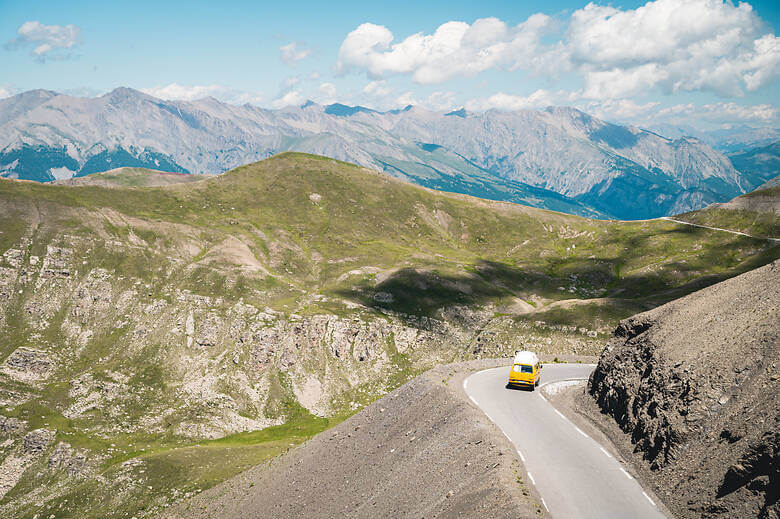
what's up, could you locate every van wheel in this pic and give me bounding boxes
[529,384,535,392]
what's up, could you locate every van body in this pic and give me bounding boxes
[507,351,541,390]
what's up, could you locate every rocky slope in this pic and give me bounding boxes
[587,259,779,518]
[0,88,750,219]
[0,153,777,518]
[162,360,548,519]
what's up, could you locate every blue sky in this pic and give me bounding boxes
[1,0,779,129]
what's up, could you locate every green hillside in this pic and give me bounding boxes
[53,167,206,188]
[0,152,777,518]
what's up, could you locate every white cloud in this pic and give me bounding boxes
[279,42,311,66]
[0,86,19,99]
[655,102,778,125]
[272,90,305,108]
[318,82,337,103]
[580,99,661,121]
[336,16,555,84]
[141,83,263,105]
[5,21,81,61]
[363,80,391,97]
[569,0,779,98]
[464,89,562,111]
[336,1,779,99]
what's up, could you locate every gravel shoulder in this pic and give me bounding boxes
[161,356,593,519]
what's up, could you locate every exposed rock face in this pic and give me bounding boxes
[1,348,54,382]
[588,260,779,518]
[23,429,54,454]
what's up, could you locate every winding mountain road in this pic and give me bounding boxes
[660,216,780,242]
[464,364,666,519]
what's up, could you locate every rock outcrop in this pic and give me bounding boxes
[588,260,779,518]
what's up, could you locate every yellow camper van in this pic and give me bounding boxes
[507,351,541,390]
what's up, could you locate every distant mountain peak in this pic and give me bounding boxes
[324,103,377,117]
[444,108,467,118]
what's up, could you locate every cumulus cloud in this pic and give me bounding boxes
[272,90,305,108]
[0,86,19,99]
[569,0,779,98]
[141,83,263,105]
[5,21,81,61]
[655,101,778,125]
[279,42,311,66]
[318,82,337,103]
[336,0,779,99]
[363,80,391,97]
[464,89,566,111]
[336,16,556,84]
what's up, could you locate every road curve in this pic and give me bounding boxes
[465,364,666,519]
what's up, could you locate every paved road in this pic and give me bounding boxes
[465,364,666,519]
[660,216,780,242]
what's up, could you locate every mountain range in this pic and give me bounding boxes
[0,88,776,219]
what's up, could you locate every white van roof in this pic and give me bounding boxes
[513,351,539,365]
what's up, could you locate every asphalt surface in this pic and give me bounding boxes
[465,364,666,519]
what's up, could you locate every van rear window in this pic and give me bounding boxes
[513,364,533,373]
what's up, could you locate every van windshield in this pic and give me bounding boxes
[513,364,533,373]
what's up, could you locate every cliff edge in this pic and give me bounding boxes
[587,260,779,518]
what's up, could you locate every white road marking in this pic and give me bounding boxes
[503,429,513,442]
[538,393,547,402]
[574,426,588,438]
[553,408,567,420]
[463,379,468,390]
[620,467,633,480]
[527,472,535,485]
[600,447,613,458]
[541,497,549,512]
[642,491,655,506]
[469,395,478,406]
[517,449,525,462]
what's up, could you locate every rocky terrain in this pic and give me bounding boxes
[0,88,759,219]
[585,259,779,518]
[0,152,777,517]
[162,360,551,519]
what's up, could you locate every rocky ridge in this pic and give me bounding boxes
[0,88,756,219]
[587,259,779,518]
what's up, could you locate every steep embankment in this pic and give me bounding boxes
[0,152,777,518]
[586,260,779,518]
[162,360,548,519]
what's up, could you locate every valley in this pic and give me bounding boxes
[0,152,777,518]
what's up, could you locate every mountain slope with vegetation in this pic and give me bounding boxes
[675,183,780,240]
[0,88,752,219]
[0,152,777,518]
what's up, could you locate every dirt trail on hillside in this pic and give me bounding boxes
[162,359,601,519]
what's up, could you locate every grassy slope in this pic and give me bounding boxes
[53,167,206,188]
[0,152,778,518]
[675,185,780,239]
